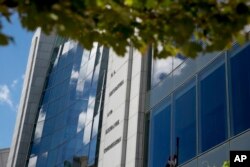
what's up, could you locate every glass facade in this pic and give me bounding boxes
[151,54,186,88]
[199,59,227,152]
[27,41,108,167]
[174,79,196,164]
[149,98,171,167]
[230,45,250,135]
[149,43,250,166]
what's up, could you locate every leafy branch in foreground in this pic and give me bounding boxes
[0,0,250,58]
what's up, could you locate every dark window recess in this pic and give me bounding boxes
[104,137,121,153]
[111,71,116,78]
[107,110,113,117]
[109,80,124,97]
[105,120,119,134]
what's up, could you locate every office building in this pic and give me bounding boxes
[0,148,9,167]
[7,28,250,167]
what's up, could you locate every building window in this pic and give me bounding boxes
[230,44,250,135]
[199,59,228,152]
[149,98,171,167]
[174,79,196,164]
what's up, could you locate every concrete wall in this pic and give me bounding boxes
[98,47,150,167]
[0,148,9,167]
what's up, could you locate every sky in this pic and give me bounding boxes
[0,13,34,149]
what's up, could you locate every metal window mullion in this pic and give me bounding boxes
[225,51,231,138]
[195,74,199,155]
[170,92,174,156]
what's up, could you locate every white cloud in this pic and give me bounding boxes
[77,112,86,132]
[152,57,186,86]
[71,69,79,80]
[0,85,13,108]
[11,79,18,88]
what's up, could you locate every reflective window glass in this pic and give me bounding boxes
[46,149,57,166]
[28,156,37,167]
[36,152,48,167]
[88,136,97,166]
[151,57,173,87]
[28,42,107,167]
[199,61,227,152]
[149,99,171,167]
[174,79,196,164]
[230,45,250,135]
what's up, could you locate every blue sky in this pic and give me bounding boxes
[0,13,33,149]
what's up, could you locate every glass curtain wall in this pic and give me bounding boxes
[199,58,227,152]
[149,44,250,166]
[149,98,171,167]
[27,41,108,167]
[230,44,250,135]
[174,79,196,164]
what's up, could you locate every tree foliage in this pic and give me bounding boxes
[1,0,250,58]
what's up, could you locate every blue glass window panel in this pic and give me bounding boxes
[83,143,90,156]
[59,92,69,110]
[30,139,41,156]
[56,69,65,83]
[86,54,96,76]
[82,79,91,99]
[62,78,70,92]
[73,45,84,66]
[52,85,60,99]
[28,42,107,166]
[54,111,67,131]
[81,49,90,66]
[89,88,98,98]
[36,152,48,167]
[74,131,85,154]
[47,73,55,88]
[88,136,97,166]
[67,105,80,125]
[151,57,173,87]
[150,101,171,167]
[83,122,93,145]
[199,63,227,152]
[174,80,196,164]
[37,104,48,122]
[51,129,64,149]
[56,145,64,165]
[64,138,77,160]
[64,65,73,79]
[69,83,77,103]
[48,87,56,101]
[86,100,95,123]
[42,118,55,137]
[34,121,44,140]
[74,100,88,112]
[28,156,37,167]
[76,112,87,132]
[52,71,60,86]
[42,90,50,104]
[65,125,77,140]
[39,136,52,153]
[46,149,57,166]
[230,45,250,135]
[91,114,100,138]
